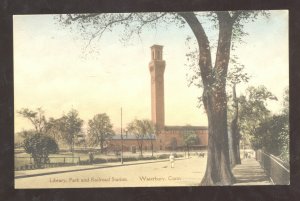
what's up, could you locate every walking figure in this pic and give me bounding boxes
[169,153,175,168]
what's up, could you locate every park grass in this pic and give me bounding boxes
[15,152,87,169]
[15,151,186,170]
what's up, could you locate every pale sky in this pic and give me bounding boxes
[13,10,288,133]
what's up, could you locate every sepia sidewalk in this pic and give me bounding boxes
[232,158,272,185]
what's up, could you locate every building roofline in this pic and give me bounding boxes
[150,44,163,49]
[163,125,208,130]
[110,134,156,140]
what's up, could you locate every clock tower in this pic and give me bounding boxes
[149,45,166,129]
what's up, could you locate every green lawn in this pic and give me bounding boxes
[14,150,188,170]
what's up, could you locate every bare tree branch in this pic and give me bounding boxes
[136,13,167,24]
[178,12,213,87]
[84,13,134,49]
[67,13,101,21]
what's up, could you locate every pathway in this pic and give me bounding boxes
[232,158,272,185]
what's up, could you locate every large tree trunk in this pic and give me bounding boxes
[229,84,241,166]
[201,88,235,185]
[180,12,236,185]
[201,13,235,185]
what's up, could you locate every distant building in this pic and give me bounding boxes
[108,45,208,152]
[107,134,156,153]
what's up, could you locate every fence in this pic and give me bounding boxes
[256,150,290,185]
[15,156,81,171]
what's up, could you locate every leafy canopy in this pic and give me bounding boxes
[87,113,115,146]
[56,109,83,147]
[183,130,198,147]
[127,119,154,139]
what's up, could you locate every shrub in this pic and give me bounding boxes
[157,154,169,159]
[174,153,184,158]
[23,133,59,167]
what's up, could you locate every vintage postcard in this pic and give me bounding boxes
[14,10,289,188]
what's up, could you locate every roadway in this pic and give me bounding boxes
[15,156,207,188]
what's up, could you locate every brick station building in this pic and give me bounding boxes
[107,134,156,153]
[108,45,208,152]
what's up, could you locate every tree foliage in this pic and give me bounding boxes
[17,108,64,142]
[253,114,288,154]
[282,87,289,116]
[56,109,83,151]
[250,88,289,163]
[127,119,154,157]
[23,133,59,167]
[44,117,64,142]
[279,88,289,163]
[18,108,48,133]
[183,129,198,155]
[144,121,156,156]
[238,86,278,149]
[15,130,35,148]
[87,113,115,152]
